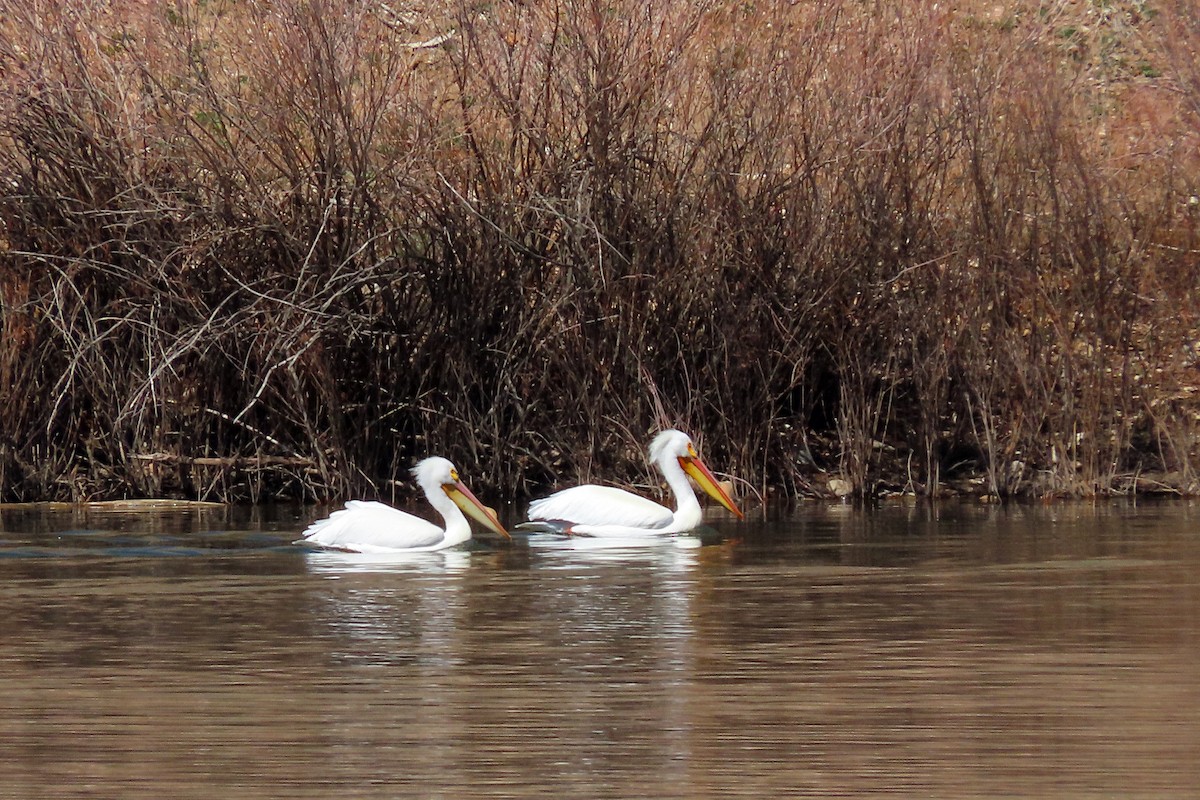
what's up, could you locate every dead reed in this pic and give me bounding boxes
[1,0,1197,503]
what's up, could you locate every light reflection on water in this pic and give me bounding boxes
[0,501,1198,798]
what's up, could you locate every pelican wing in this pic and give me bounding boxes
[527,485,674,530]
[299,500,446,552]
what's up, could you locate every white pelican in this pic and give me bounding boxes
[525,429,743,537]
[297,457,509,553]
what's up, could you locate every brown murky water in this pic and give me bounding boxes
[1,500,1198,798]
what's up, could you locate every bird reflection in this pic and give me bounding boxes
[303,548,473,575]
[297,533,706,790]
[302,549,474,670]
[524,531,703,554]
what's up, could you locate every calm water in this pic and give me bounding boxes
[1,500,1198,798]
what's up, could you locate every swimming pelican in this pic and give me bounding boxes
[525,429,743,537]
[297,457,509,553]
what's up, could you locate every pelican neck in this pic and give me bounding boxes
[658,454,702,531]
[425,485,473,547]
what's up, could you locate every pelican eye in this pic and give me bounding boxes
[450,469,459,482]
[687,444,698,458]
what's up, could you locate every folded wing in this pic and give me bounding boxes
[527,485,674,530]
[299,500,446,552]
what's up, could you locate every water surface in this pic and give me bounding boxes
[1,500,1198,798]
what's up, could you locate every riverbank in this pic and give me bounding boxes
[2,1,1198,503]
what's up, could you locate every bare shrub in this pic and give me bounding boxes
[0,0,1197,503]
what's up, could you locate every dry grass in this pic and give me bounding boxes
[1,0,1198,503]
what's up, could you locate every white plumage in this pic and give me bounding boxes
[525,429,743,537]
[527,485,675,531]
[297,457,508,553]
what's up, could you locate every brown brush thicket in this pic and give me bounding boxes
[1,0,1198,503]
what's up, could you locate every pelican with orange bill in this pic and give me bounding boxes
[298,457,509,553]
[523,429,743,537]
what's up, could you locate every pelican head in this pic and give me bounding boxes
[649,429,743,519]
[412,457,510,539]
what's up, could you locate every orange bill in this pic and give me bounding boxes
[680,455,744,519]
[445,480,511,539]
